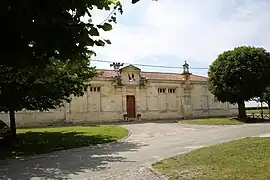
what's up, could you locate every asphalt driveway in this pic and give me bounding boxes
[1,122,270,180]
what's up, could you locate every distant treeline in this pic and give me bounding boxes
[246,106,268,110]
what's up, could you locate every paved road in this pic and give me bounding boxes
[1,122,270,180]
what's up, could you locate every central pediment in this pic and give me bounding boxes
[119,64,141,72]
[119,65,141,86]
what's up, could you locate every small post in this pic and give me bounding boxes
[260,101,264,119]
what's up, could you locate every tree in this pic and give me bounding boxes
[261,88,270,110]
[208,46,270,121]
[1,0,122,68]
[1,0,122,137]
[254,87,270,115]
[0,59,97,137]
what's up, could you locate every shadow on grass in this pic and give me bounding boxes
[113,119,180,125]
[0,131,147,180]
[0,131,124,159]
[234,117,270,124]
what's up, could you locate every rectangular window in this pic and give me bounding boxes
[158,88,166,93]
[184,96,191,105]
[168,88,176,93]
[90,86,101,92]
[202,86,207,93]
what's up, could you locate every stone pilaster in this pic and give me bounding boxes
[145,86,149,111]
[181,81,193,118]
[122,87,127,112]
[100,86,103,111]
[136,87,140,113]
[86,86,89,113]
[176,87,182,113]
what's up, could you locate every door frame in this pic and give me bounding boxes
[126,95,136,118]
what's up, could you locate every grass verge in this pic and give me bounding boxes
[152,137,270,180]
[0,125,128,159]
[246,109,269,114]
[179,118,242,125]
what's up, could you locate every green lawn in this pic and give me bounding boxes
[179,118,242,125]
[152,137,270,180]
[0,125,128,159]
[246,109,269,114]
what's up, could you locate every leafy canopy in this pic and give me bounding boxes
[208,46,270,104]
[254,87,270,105]
[1,0,123,136]
[261,87,270,105]
[0,0,123,111]
[1,0,122,68]
[0,59,97,112]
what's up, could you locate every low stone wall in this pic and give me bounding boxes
[139,110,183,120]
[0,108,239,128]
[1,111,65,128]
[66,111,124,124]
[189,108,238,119]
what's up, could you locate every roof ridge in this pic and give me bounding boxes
[142,71,181,75]
[190,74,208,78]
[97,68,208,78]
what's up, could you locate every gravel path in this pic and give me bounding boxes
[1,122,270,180]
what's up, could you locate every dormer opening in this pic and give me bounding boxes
[128,73,136,82]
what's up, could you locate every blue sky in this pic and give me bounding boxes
[90,0,270,107]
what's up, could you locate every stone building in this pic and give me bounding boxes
[1,62,237,127]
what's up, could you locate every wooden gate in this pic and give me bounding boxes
[126,95,136,118]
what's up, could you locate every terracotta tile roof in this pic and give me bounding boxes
[97,69,208,81]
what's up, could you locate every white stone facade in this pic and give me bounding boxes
[1,64,238,127]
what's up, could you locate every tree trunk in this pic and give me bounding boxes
[9,109,16,138]
[237,100,247,121]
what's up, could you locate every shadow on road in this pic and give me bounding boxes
[0,135,148,180]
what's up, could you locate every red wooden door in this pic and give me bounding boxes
[126,95,136,118]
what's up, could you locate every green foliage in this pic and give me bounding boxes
[208,46,270,104]
[0,0,122,110]
[255,87,270,106]
[0,59,97,112]
[98,23,113,31]
[1,0,122,68]
[0,0,123,135]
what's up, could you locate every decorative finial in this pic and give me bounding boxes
[110,62,124,76]
[182,61,190,74]
[110,62,124,70]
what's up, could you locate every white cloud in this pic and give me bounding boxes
[92,0,270,66]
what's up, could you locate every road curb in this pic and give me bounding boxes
[147,166,168,180]
[1,127,131,163]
